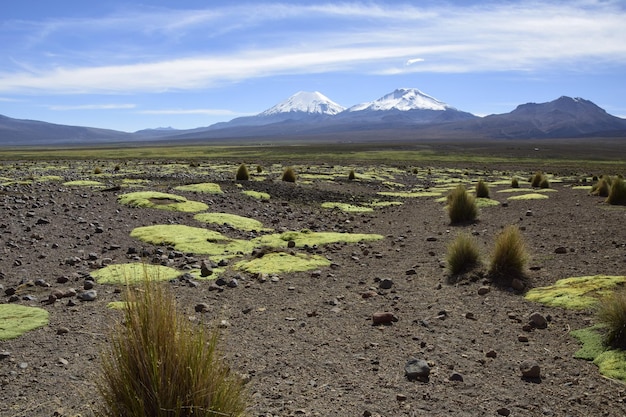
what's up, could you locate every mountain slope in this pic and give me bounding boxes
[0,114,131,145]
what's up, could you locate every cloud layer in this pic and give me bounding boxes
[1,1,625,95]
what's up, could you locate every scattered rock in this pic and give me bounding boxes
[477,286,490,295]
[520,361,541,379]
[0,351,10,360]
[200,261,213,277]
[497,407,511,416]
[405,358,430,381]
[518,335,529,343]
[78,290,97,301]
[529,312,548,329]
[511,278,525,292]
[396,394,407,402]
[195,303,210,313]
[56,327,70,335]
[372,312,398,325]
[554,246,568,254]
[449,372,464,382]
[378,278,393,290]
[486,350,497,358]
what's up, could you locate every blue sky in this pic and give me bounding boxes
[1,0,625,132]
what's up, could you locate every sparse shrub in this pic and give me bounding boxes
[539,176,550,189]
[592,176,612,197]
[511,177,520,188]
[447,233,481,275]
[447,185,478,224]
[597,289,626,350]
[113,165,121,172]
[348,169,356,181]
[531,171,543,187]
[98,279,246,417]
[282,167,296,183]
[475,179,490,198]
[489,225,528,283]
[94,167,102,175]
[236,163,249,181]
[412,168,418,174]
[606,176,626,205]
[256,165,263,173]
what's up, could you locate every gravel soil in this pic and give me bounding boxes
[0,160,625,417]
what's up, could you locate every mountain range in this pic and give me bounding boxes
[1,88,625,146]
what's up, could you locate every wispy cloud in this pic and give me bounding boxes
[138,108,251,116]
[48,103,136,110]
[1,1,625,94]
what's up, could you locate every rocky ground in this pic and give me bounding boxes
[0,159,625,417]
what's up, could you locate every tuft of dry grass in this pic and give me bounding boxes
[530,171,543,187]
[447,233,481,275]
[235,164,249,181]
[606,176,626,205]
[597,289,626,349]
[282,167,297,183]
[489,225,528,283]
[539,176,550,189]
[592,175,612,197]
[348,169,356,181]
[447,185,478,224]
[475,179,490,198]
[97,278,246,417]
[511,177,520,188]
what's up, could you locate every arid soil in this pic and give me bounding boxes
[1,159,626,417]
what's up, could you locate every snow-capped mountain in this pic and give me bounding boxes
[337,88,476,125]
[260,91,345,116]
[348,88,451,112]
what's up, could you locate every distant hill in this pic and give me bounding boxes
[1,90,625,146]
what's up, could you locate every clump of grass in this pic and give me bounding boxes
[412,168,418,174]
[94,167,103,175]
[235,163,249,181]
[530,171,543,187]
[348,169,356,181]
[98,279,246,417]
[539,176,550,189]
[447,233,481,275]
[511,177,520,188]
[606,176,626,205]
[282,167,297,183]
[475,179,490,198]
[489,225,528,284]
[592,176,612,197]
[597,289,626,349]
[256,165,263,173]
[447,185,478,224]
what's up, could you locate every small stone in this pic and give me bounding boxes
[478,286,491,295]
[405,269,417,275]
[361,290,377,299]
[511,278,525,292]
[372,312,398,325]
[287,240,296,248]
[195,303,209,313]
[426,237,438,242]
[218,319,230,329]
[529,312,548,329]
[449,372,464,382]
[486,350,498,358]
[378,278,393,290]
[0,351,10,360]
[79,290,97,301]
[497,407,511,416]
[396,394,407,401]
[525,210,533,217]
[83,280,95,290]
[227,279,239,288]
[56,327,70,335]
[405,358,430,380]
[520,361,541,379]
[554,246,568,254]
[200,261,213,277]
[56,276,69,284]
[518,335,529,342]
[58,357,69,366]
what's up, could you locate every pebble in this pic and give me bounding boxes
[56,327,70,335]
[486,350,498,358]
[520,361,541,379]
[0,351,10,360]
[79,290,97,301]
[529,312,548,329]
[511,278,525,292]
[449,372,464,382]
[372,311,398,325]
[518,335,529,342]
[195,303,209,313]
[497,407,511,416]
[405,358,430,381]
[477,286,491,295]
[378,278,393,290]
[396,394,407,401]
[554,246,568,254]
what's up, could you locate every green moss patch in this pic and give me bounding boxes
[90,263,183,285]
[368,201,403,208]
[0,304,49,340]
[175,182,223,194]
[118,191,208,212]
[235,252,330,274]
[321,202,374,213]
[130,224,255,258]
[507,193,550,200]
[194,212,272,232]
[570,325,626,383]
[63,180,105,187]
[242,190,270,200]
[254,230,384,248]
[525,275,626,309]
[377,190,443,198]
[476,198,501,208]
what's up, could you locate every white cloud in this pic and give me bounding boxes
[48,103,136,110]
[138,108,251,116]
[0,1,625,94]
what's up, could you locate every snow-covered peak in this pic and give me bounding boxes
[259,91,345,116]
[348,88,452,112]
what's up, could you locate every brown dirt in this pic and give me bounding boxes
[1,160,626,417]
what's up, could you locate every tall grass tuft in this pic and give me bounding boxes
[348,169,356,181]
[447,233,481,275]
[235,164,249,181]
[447,185,478,224]
[539,176,550,189]
[282,167,297,183]
[511,177,520,188]
[597,289,626,349]
[98,279,246,417]
[606,176,626,205]
[489,225,528,284]
[530,171,543,188]
[592,175,612,197]
[475,179,490,198]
